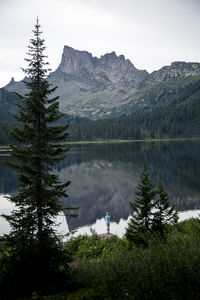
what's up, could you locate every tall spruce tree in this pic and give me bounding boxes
[1,18,75,296]
[125,159,157,244]
[125,161,179,245]
[152,179,178,239]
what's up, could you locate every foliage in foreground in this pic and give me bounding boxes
[0,236,73,298]
[66,218,200,299]
[1,219,200,299]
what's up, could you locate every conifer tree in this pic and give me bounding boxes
[1,18,75,296]
[152,179,178,239]
[125,159,156,244]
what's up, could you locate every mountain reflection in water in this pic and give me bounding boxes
[0,140,200,232]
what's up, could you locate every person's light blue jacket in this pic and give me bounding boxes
[105,215,110,224]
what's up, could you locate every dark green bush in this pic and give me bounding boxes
[0,236,73,299]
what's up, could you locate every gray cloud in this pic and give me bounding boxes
[0,0,200,87]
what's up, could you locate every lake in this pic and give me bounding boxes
[0,140,200,237]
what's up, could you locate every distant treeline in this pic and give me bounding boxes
[0,121,17,145]
[1,74,200,145]
[1,99,199,145]
[65,105,200,141]
[65,87,200,140]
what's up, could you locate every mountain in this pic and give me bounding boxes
[46,46,148,118]
[4,46,200,120]
[5,46,200,120]
[56,45,148,89]
[3,44,200,143]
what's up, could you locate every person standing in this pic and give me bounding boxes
[105,212,111,234]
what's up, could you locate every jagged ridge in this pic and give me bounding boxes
[56,45,148,89]
[4,45,200,119]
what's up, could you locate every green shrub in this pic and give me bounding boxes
[64,235,90,255]
[71,219,200,299]
[65,234,128,261]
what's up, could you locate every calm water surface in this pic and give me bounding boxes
[0,140,200,235]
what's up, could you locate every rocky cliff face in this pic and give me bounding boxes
[57,46,95,75]
[56,46,148,89]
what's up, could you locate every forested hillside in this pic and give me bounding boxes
[1,74,200,145]
[62,75,200,140]
[0,88,20,145]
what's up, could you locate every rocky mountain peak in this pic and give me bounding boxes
[101,51,117,59]
[5,77,16,89]
[10,77,15,83]
[56,45,148,89]
[57,45,95,75]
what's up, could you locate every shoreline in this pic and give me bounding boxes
[64,137,200,145]
[1,137,200,149]
[1,192,200,238]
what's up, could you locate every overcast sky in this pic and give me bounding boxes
[0,0,200,87]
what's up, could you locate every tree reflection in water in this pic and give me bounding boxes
[0,140,200,231]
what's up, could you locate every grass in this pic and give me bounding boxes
[0,146,11,149]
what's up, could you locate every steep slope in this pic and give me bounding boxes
[145,61,200,84]
[0,88,20,121]
[0,88,21,145]
[136,75,200,109]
